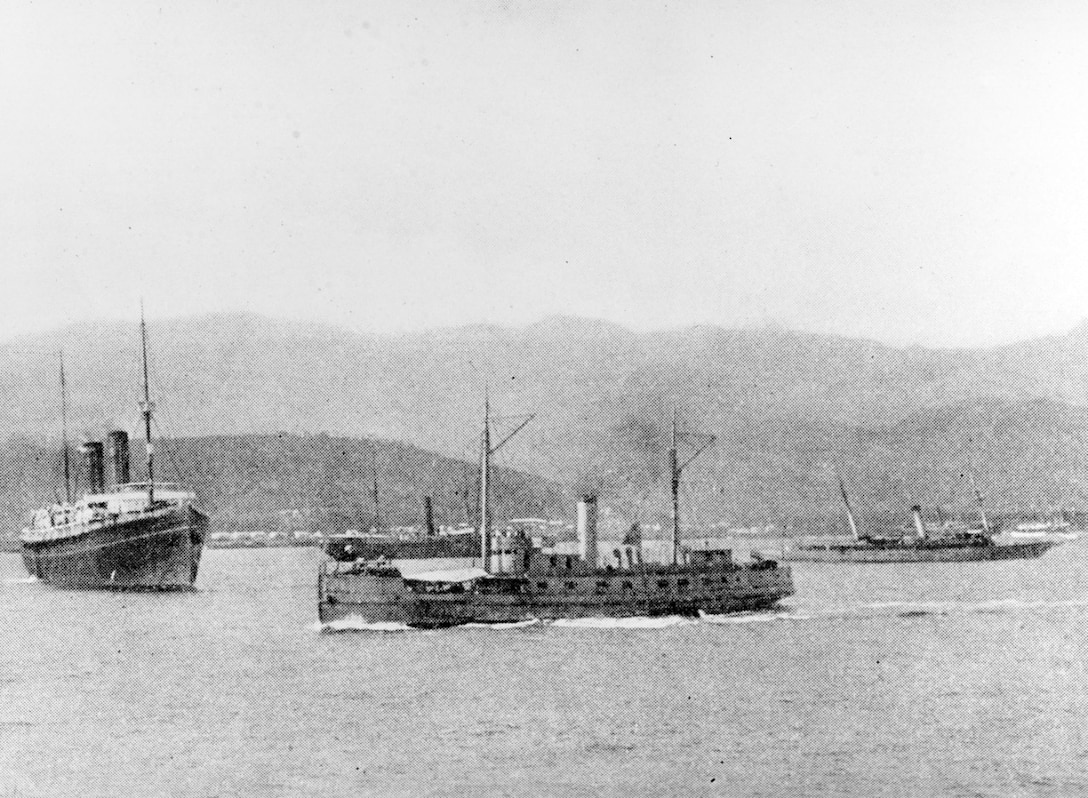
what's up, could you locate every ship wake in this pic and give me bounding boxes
[699,610,798,625]
[549,616,697,630]
[314,616,415,633]
[313,613,811,632]
[461,619,542,630]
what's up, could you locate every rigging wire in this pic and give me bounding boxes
[150,416,185,485]
[141,333,187,485]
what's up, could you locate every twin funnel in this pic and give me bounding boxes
[80,430,132,493]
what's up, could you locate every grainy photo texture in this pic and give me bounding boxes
[2,2,1088,796]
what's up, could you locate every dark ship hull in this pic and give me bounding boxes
[319,406,793,628]
[781,538,1057,563]
[22,504,208,590]
[324,533,478,562]
[319,559,793,627]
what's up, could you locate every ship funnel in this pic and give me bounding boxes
[108,430,131,486]
[911,505,927,539]
[577,494,598,566]
[424,496,436,537]
[489,529,530,575]
[81,441,105,494]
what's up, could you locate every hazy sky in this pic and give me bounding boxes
[3,1,1087,347]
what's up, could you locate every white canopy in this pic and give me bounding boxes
[404,567,488,584]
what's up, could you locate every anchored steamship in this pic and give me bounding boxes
[318,406,794,628]
[324,474,480,561]
[21,315,208,590]
[781,477,1058,563]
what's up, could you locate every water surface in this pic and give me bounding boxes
[2,543,1087,796]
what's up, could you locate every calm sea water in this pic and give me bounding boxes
[3,541,1088,797]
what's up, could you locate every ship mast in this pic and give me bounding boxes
[838,473,860,541]
[477,390,534,572]
[670,410,716,567]
[370,444,381,530]
[59,351,72,503]
[479,392,491,565]
[969,472,991,535]
[670,411,680,565]
[139,306,155,505]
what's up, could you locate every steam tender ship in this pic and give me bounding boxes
[21,314,208,590]
[324,475,480,561]
[319,406,794,628]
[781,477,1058,563]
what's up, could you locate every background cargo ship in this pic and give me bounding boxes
[781,477,1059,563]
[20,314,208,590]
[319,407,793,627]
[323,496,479,561]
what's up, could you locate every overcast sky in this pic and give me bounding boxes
[2,1,1087,347]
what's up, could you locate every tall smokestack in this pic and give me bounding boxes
[577,494,598,566]
[108,430,131,486]
[911,505,927,540]
[424,496,436,537]
[82,441,105,494]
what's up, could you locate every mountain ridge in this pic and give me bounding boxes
[3,312,1088,524]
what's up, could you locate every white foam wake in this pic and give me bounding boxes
[699,610,794,625]
[549,615,696,630]
[863,600,953,612]
[461,619,541,630]
[313,615,414,633]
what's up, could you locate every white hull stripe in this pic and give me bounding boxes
[23,523,203,560]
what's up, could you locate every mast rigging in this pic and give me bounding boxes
[477,390,534,571]
[139,305,155,505]
[59,351,71,503]
[370,443,381,530]
[838,473,860,541]
[670,410,716,566]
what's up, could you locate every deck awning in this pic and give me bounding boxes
[405,567,488,584]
